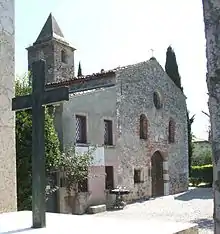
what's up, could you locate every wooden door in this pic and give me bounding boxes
[151,151,164,197]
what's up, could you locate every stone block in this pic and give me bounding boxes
[88,204,106,214]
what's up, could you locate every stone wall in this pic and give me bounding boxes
[55,59,188,208]
[27,39,75,84]
[53,40,75,82]
[27,41,55,83]
[54,86,119,209]
[115,59,188,199]
[61,86,117,147]
[0,0,17,212]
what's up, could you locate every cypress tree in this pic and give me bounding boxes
[165,46,182,91]
[77,62,82,77]
[165,46,194,175]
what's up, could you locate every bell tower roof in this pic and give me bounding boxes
[34,13,65,45]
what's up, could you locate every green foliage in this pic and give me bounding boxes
[165,46,183,91]
[59,146,95,194]
[192,147,212,166]
[15,76,61,210]
[190,164,213,186]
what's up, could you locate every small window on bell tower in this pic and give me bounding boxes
[61,50,67,63]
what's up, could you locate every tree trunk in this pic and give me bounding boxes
[202,1,220,233]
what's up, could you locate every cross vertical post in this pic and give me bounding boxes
[12,59,69,229]
[32,61,46,228]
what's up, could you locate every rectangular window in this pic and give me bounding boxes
[104,120,113,145]
[75,115,87,143]
[134,169,142,183]
[105,166,114,190]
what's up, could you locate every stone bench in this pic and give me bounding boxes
[87,204,106,214]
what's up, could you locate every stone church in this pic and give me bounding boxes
[27,14,188,213]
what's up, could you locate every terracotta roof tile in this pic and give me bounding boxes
[46,70,115,88]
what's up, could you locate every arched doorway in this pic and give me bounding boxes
[151,151,164,197]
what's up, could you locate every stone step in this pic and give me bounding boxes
[175,225,198,234]
[87,204,106,214]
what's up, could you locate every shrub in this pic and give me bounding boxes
[192,148,212,166]
[190,164,213,186]
[189,177,202,186]
[16,77,61,210]
[58,146,95,195]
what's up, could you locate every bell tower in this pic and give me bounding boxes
[26,13,76,83]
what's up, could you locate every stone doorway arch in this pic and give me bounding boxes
[151,151,164,197]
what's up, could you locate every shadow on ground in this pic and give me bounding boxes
[192,218,214,230]
[174,188,212,201]
[1,228,33,234]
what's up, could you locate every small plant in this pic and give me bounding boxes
[58,146,95,195]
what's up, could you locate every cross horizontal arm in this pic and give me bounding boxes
[12,86,69,112]
[42,87,69,106]
[12,94,32,111]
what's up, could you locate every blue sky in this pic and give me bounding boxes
[15,0,209,140]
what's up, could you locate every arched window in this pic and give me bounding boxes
[153,91,162,109]
[140,114,148,140]
[61,50,67,63]
[168,119,175,143]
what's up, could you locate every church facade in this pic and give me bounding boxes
[27,14,189,213]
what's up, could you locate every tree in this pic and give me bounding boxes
[164,46,193,176]
[187,111,195,176]
[165,46,183,91]
[202,110,211,142]
[77,62,82,77]
[15,76,61,210]
[202,1,220,232]
[192,146,212,166]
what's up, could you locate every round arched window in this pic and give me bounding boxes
[153,91,162,109]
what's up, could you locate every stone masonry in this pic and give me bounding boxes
[0,0,17,212]
[48,60,188,206]
[115,59,188,200]
[49,59,188,209]
[28,14,189,211]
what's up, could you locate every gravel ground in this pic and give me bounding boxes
[95,187,213,234]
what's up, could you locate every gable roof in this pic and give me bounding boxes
[46,58,162,88]
[46,57,186,99]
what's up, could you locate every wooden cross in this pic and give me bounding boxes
[12,60,69,228]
